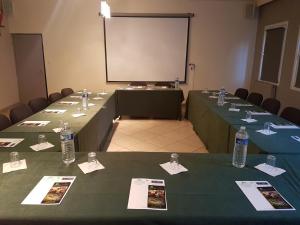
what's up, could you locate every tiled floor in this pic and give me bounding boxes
[107,119,208,153]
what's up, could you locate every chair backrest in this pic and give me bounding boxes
[61,88,74,97]
[0,114,11,131]
[247,92,263,106]
[261,98,281,115]
[130,81,147,86]
[280,107,300,126]
[9,104,33,124]
[28,97,49,113]
[234,88,248,100]
[155,82,172,88]
[48,92,63,103]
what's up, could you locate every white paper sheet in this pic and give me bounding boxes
[0,138,24,148]
[236,181,295,211]
[3,159,27,173]
[241,118,257,123]
[88,103,95,107]
[270,123,299,129]
[30,142,54,151]
[77,91,92,94]
[160,162,188,175]
[44,109,66,114]
[22,176,76,205]
[18,121,50,127]
[248,111,272,116]
[209,96,218,99]
[127,178,167,210]
[256,129,277,136]
[70,95,82,99]
[229,108,240,112]
[58,101,79,105]
[78,161,105,174]
[255,163,286,177]
[72,113,86,118]
[93,97,103,100]
[98,92,108,95]
[235,104,253,107]
[291,136,300,142]
[52,128,63,133]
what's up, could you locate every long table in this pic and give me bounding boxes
[186,90,300,154]
[1,92,116,152]
[1,152,300,225]
[115,87,184,119]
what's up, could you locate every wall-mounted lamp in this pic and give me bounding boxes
[100,1,111,19]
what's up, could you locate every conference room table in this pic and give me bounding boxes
[1,152,300,225]
[186,90,300,154]
[115,86,184,119]
[1,91,116,152]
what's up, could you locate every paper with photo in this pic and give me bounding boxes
[270,123,299,129]
[160,162,188,175]
[236,181,295,211]
[229,108,240,112]
[72,113,86,118]
[44,109,66,114]
[127,178,167,210]
[78,161,105,174]
[22,176,76,205]
[18,121,50,127]
[255,163,286,177]
[3,159,27,173]
[58,101,79,105]
[30,142,54,151]
[241,118,257,123]
[0,138,24,148]
[256,129,277,136]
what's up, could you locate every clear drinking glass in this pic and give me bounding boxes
[231,103,236,109]
[264,122,271,134]
[88,152,97,166]
[38,134,47,145]
[246,111,252,120]
[266,155,276,167]
[10,151,20,168]
[170,153,179,169]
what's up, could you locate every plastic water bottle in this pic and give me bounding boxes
[82,89,88,110]
[60,122,75,165]
[175,77,179,89]
[217,87,225,106]
[232,126,248,168]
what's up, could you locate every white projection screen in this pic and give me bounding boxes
[104,16,190,82]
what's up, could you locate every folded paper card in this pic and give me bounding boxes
[256,129,277,136]
[78,161,105,174]
[72,113,86,118]
[270,123,299,129]
[18,121,50,127]
[93,97,103,100]
[0,138,24,147]
[235,104,253,107]
[3,159,27,173]
[160,162,188,175]
[241,118,257,123]
[249,111,271,116]
[44,109,66,114]
[58,101,79,105]
[229,108,240,112]
[52,128,63,133]
[255,163,286,177]
[30,142,54,151]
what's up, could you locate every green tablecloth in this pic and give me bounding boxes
[229,124,300,154]
[1,152,300,225]
[1,92,116,152]
[115,88,184,119]
[186,90,299,154]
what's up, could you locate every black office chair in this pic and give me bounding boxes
[261,98,281,115]
[280,107,300,126]
[234,88,248,100]
[61,88,74,97]
[247,92,263,106]
[0,114,11,131]
[129,82,147,86]
[28,97,49,113]
[48,92,63,103]
[155,82,172,88]
[9,104,33,124]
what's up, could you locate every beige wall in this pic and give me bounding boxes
[250,0,300,110]
[0,14,19,110]
[8,0,257,98]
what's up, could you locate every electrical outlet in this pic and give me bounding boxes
[189,64,195,71]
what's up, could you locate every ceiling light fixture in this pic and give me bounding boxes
[100,1,111,19]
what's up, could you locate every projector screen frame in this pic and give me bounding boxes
[103,13,192,83]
